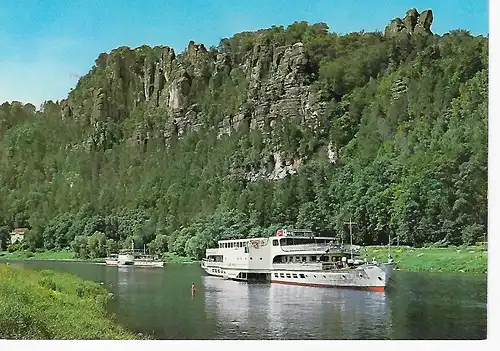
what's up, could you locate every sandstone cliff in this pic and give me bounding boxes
[61,8,434,179]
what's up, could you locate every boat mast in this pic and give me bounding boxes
[344,217,357,260]
[388,233,392,259]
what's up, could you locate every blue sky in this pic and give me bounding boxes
[0,0,489,107]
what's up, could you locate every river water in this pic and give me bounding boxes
[6,260,487,340]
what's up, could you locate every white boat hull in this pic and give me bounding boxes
[201,262,394,292]
[134,260,165,268]
[105,259,118,266]
[105,257,164,268]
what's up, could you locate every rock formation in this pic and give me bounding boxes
[385,8,433,38]
[61,8,434,179]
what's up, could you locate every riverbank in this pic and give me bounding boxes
[1,245,486,274]
[0,250,105,262]
[362,244,487,274]
[0,263,140,339]
[0,250,198,264]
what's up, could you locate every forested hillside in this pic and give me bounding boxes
[0,8,488,259]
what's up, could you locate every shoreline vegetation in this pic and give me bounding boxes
[363,244,487,274]
[0,250,198,264]
[1,244,487,274]
[0,264,140,339]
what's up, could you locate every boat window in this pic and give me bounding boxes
[310,256,316,262]
[302,256,307,262]
[273,239,278,246]
[286,273,291,278]
[299,274,305,278]
[292,274,298,278]
[244,247,249,253]
[280,273,285,278]
[260,258,262,260]
[274,273,278,277]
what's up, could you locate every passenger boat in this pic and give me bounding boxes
[105,242,164,268]
[201,228,394,292]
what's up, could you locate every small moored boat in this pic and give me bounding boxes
[105,241,164,268]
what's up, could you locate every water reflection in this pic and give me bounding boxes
[202,276,392,339]
[3,261,486,340]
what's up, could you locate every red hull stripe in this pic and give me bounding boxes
[271,280,385,292]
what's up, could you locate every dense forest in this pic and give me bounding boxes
[0,8,488,259]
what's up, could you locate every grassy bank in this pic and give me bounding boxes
[0,250,104,262]
[163,253,198,263]
[0,264,140,339]
[362,244,487,274]
[0,250,198,264]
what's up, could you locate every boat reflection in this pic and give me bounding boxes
[202,275,392,339]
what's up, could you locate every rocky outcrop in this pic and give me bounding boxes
[385,8,433,38]
[61,8,433,177]
[61,34,329,178]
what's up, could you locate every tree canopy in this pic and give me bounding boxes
[0,20,488,259]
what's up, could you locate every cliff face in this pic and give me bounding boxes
[62,41,329,178]
[61,8,434,179]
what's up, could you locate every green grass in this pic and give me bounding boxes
[0,263,141,339]
[162,253,198,263]
[0,250,104,262]
[0,250,198,264]
[362,244,487,274]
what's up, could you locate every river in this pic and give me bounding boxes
[6,260,487,340]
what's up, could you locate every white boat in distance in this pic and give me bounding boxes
[201,228,394,292]
[105,241,164,268]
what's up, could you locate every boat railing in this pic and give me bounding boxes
[206,248,219,255]
[280,244,330,252]
[280,244,361,255]
[272,262,323,271]
[202,260,222,267]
